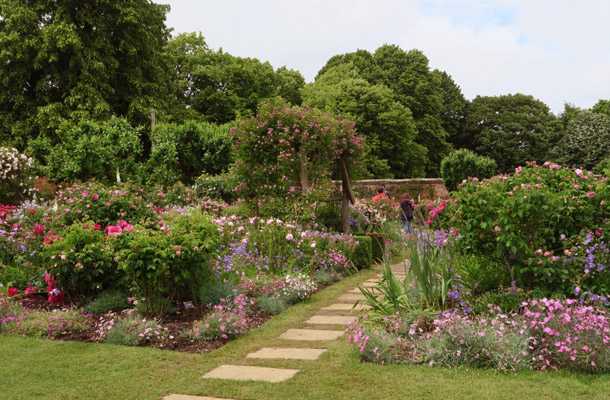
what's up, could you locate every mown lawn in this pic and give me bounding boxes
[2,269,609,400]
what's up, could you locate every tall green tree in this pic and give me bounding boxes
[315,45,454,176]
[592,99,610,118]
[465,94,557,172]
[166,33,305,124]
[432,70,468,147]
[304,64,427,178]
[554,110,610,169]
[0,0,172,148]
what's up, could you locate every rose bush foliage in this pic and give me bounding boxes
[438,162,610,296]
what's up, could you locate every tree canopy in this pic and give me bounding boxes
[1,3,608,184]
[166,33,305,124]
[554,110,610,169]
[464,94,557,172]
[303,64,427,178]
[0,0,172,148]
[314,44,462,176]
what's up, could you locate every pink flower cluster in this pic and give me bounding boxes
[347,321,370,353]
[523,299,610,371]
[426,200,447,226]
[104,220,134,236]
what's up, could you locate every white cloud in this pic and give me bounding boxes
[157,0,610,113]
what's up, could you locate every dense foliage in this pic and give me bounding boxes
[464,94,558,172]
[232,99,362,218]
[147,121,232,185]
[0,0,172,148]
[440,163,610,295]
[440,149,497,191]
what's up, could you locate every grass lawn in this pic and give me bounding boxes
[2,268,609,400]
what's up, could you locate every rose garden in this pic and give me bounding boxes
[1,2,609,399]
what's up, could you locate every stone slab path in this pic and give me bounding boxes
[305,315,357,326]
[246,347,327,360]
[279,328,344,341]
[336,293,366,303]
[203,365,299,383]
[321,303,370,311]
[164,396,231,400]
[166,260,409,399]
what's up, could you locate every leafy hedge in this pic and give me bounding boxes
[147,120,232,185]
[440,149,497,191]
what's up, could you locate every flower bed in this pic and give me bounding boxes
[0,182,372,352]
[349,164,610,374]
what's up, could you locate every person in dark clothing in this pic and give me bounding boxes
[399,196,414,234]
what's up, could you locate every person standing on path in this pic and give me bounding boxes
[399,195,414,234]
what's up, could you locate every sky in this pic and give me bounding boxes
[155,0,610,113]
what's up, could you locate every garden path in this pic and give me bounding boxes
[162,260,408,400]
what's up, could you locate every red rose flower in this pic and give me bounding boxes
[33,223,45,236]
[24,285,38,297]
[7,287,19,297]
[105,225,123,236]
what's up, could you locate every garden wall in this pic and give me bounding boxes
[334,178,449,201]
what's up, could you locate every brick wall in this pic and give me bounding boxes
[334,178,449,202]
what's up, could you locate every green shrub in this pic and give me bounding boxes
[0,263,31,289]
[105,315,167,346]
[256,295,288,316]
[147,120,232,185]
[116,210,219,315]
[314,270,340,286]
[43,224,118,298]
[315,201,342,232]
[84,291,130,314]
[470,289,530,315]
[10,310,90,339]
[53,181,157,227]
[593,156,610,177]
[453,253,511,296]
[198,279,235,306]
[31,117,142,183]
[351,235,373,269]
[221,201,253,218]
[193,172,238,203]
[440,149,497,191]
[443,163,610,294]
[368,233,386,262]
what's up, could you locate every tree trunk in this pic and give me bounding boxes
[340,158,355,233]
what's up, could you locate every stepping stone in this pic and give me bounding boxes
[321,303,370,311]
[279,328,344,341]
[361,281,378,287]
[348,288,363,293]
[203,365,299,383]
[247,347,327,361]
[306,315,357,326]
[164,396,231,400]
[337,293,366,303]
